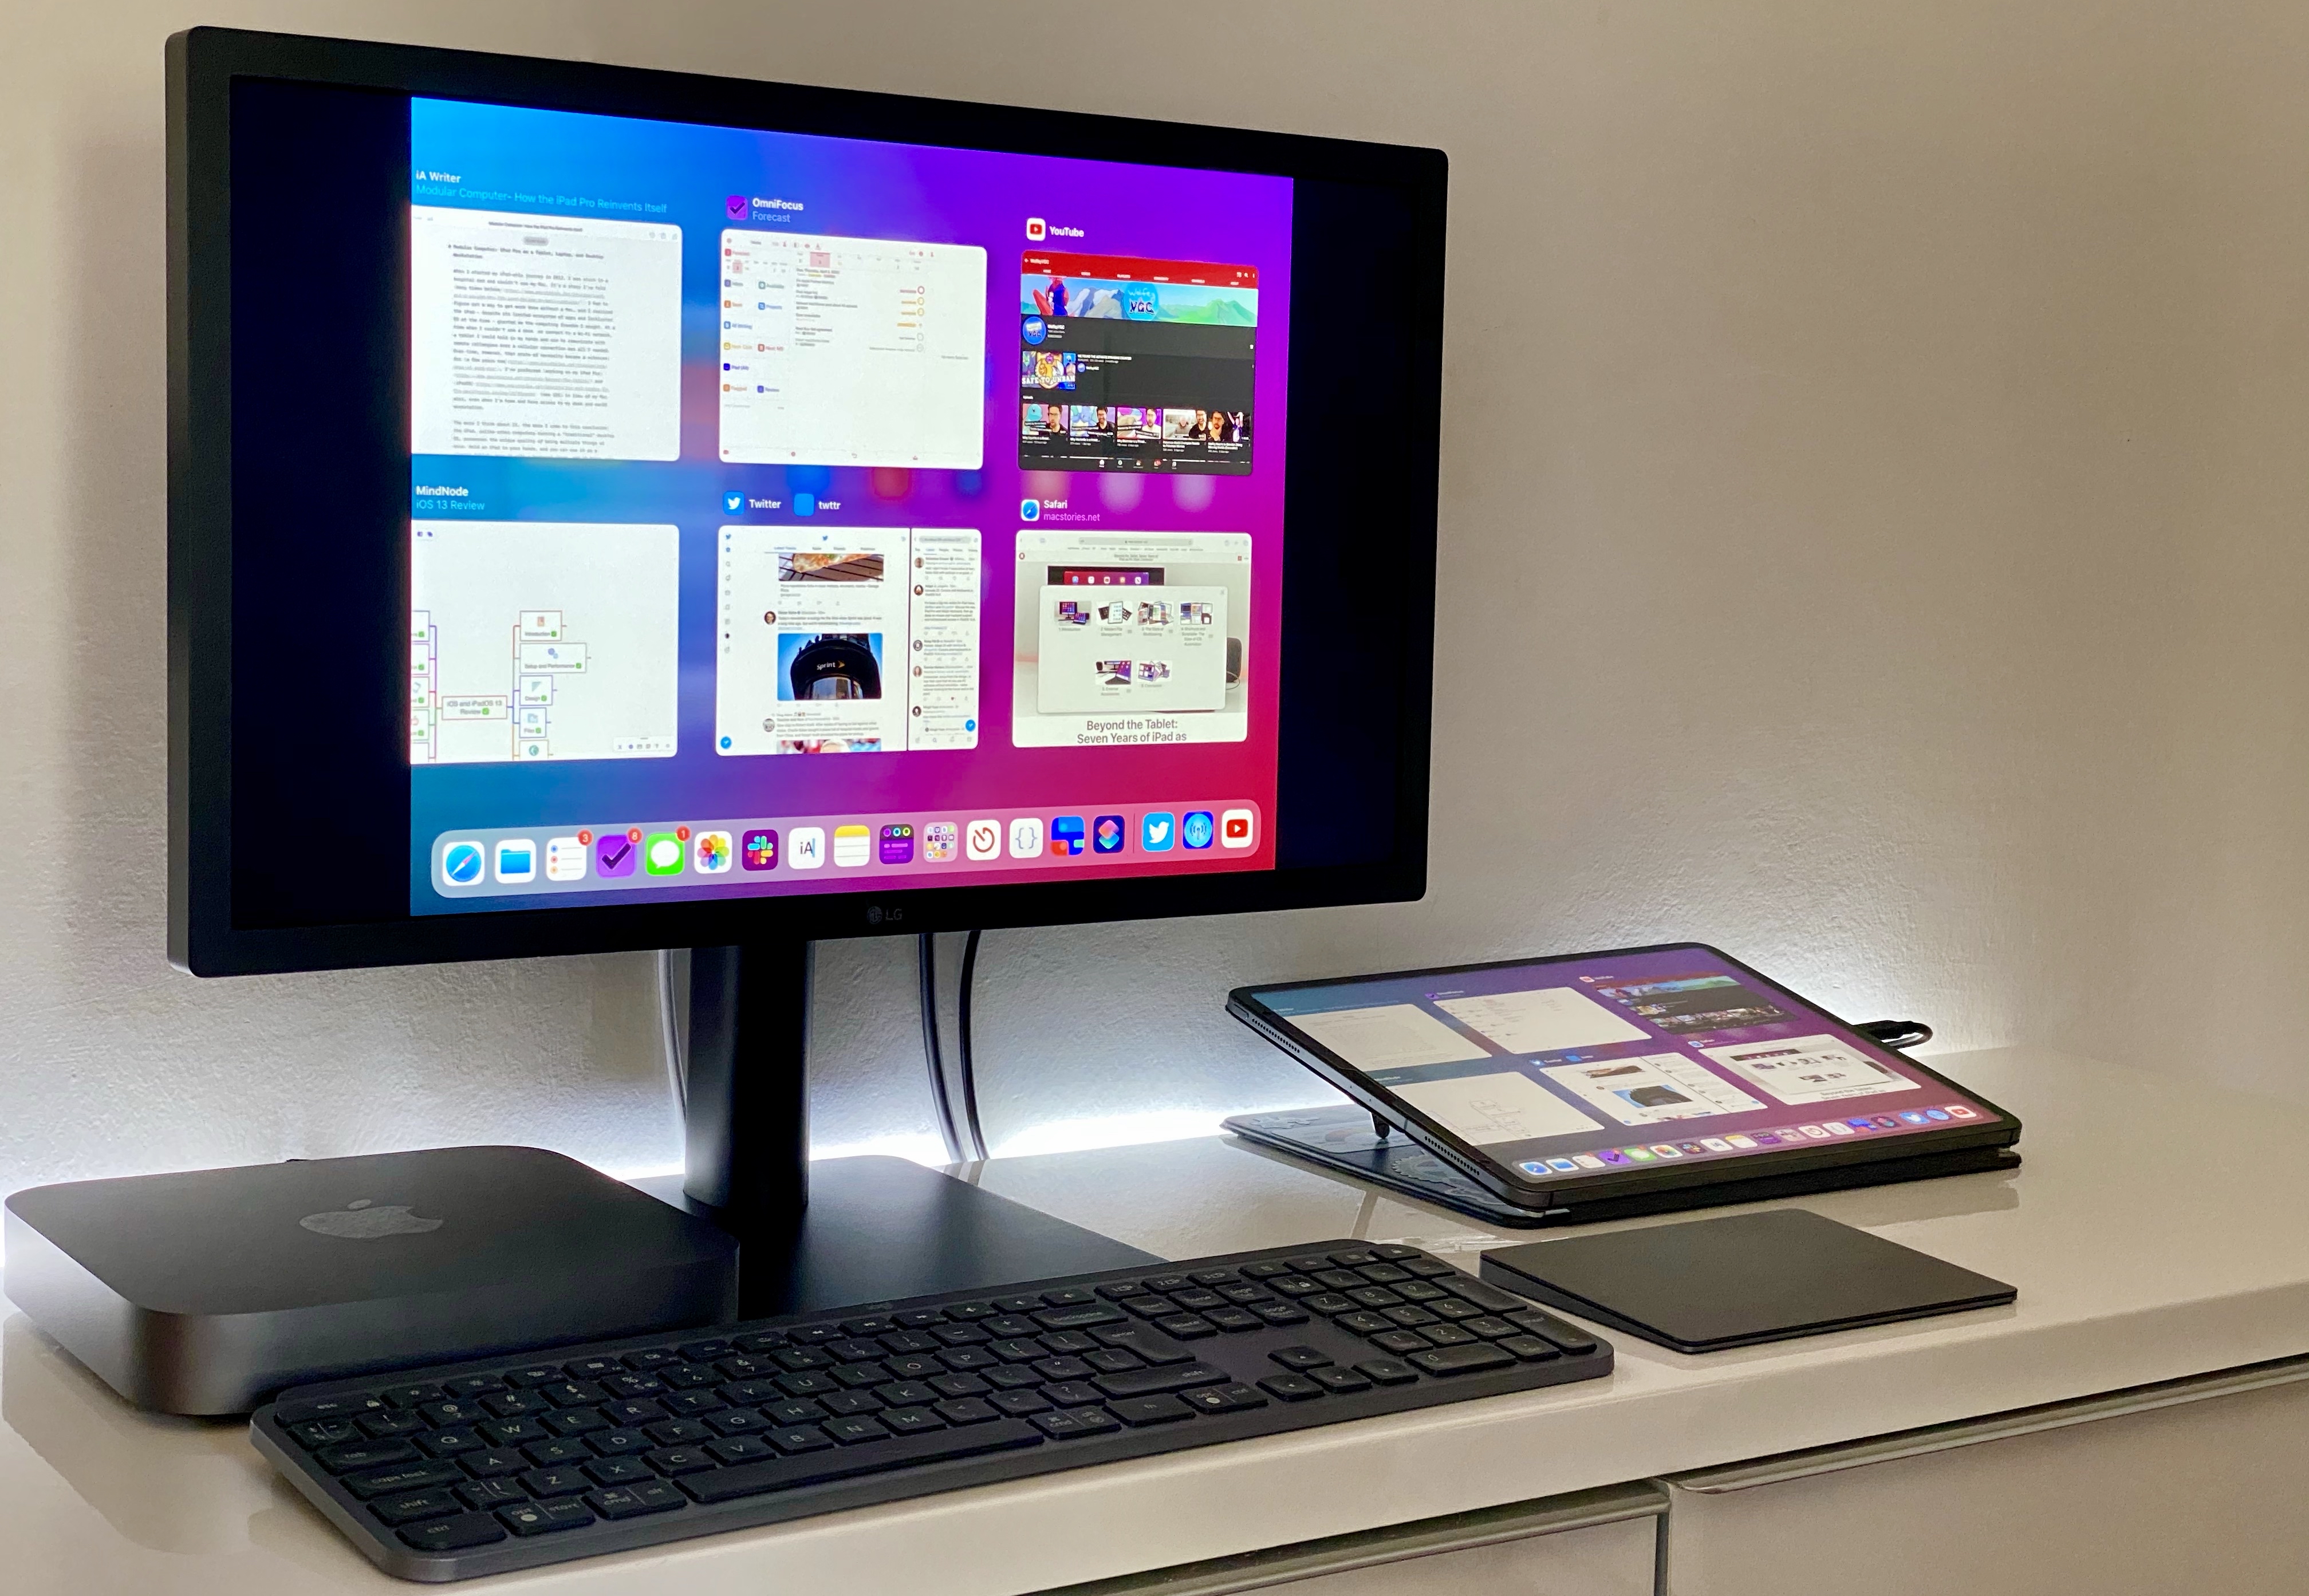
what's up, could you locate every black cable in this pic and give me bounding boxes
[955,929,988,1161]
[917,933,965,1164]
[1856,1019,1933,1051]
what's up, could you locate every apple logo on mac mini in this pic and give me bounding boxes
[299,1197,445,1239]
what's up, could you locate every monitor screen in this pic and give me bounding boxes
[401,98,1289,913]
[172,30,1443,973]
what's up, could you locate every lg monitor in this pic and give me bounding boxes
[167,27,1445,1296]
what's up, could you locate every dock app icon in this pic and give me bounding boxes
[966,818,1003,861]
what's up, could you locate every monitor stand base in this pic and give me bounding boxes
[632,1157,1160,1318]
[667,940,1158,1318]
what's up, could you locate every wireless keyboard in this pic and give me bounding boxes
[253,1239,1613,1581]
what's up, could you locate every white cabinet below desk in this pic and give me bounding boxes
[1661,1358,2309,1596]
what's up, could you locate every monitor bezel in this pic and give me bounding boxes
[168,26,1444,976]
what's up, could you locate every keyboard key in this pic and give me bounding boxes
[562,1357,621,1381]
[1369,1329,1431,1355]
[1407,1343,1517,1376]
[483,1390,549,1418]
[939,1347,998,1371]
[1310,1366,1372,1393]
[1090,1361,1231,1400]
[1106,1394,1194,1426]
[707,1436,777,1464]
[1081,1349,1144,1375]
[1355,1358,1421,1386]
[1144,1274,1192,1293]
[275,1393,384,1426]
[1313,1270,1362,1290]
[1381,1305,1440,1328]
[777,1372,840,1397]
[1283,1256,1332,1274]
[317,1439,418,1474]
[1096,1280,1148,1299]
[397,1511,506,1552]
[456,1479,528,1510]
[1267,1275,1324,1298]
[1216,1283,1272,1304]
[1153,1314,1216,1339]
[761,1400,826,1426]
[1329,1249,1380,1268]
[1508,1311,1601,1355]
[882,1406,946,1435]
[768,1426,834,1454]
[586,1480,686,1519]
[1030,1408,1100,1439]
[380,1383,443,1409]
[1240,1259,1293,1278]
[1462,1317,1517,1339]
[1258,1373,1325,1402]
[873,1381,939,1408]
[645,1419,712,1445]
[841,1317,896,1337]
[1204,1307,1265,1333]
[600,1398,666,1426]
[929,1373,990,1398]
[832,1361,890,1389]
[772,1347,832,1372]
[983,1364,1043,1391]
[1254,1302,1311,1326]
[345,1460,466,1499]
[502,1365,565,1388]
[678,1339,735,1361]
[934,1397,999,1425]
[682,1418,1044,1502]
[1371,1244,1424,1261]
[659,1365,724,1390]
[822,1416,889,1445]
[1357,1263,1412,1284]
[1121,1296,1180,1321]
[588,1429,653,1457]
[499,1499,594,1536]
[1400,1256,1456,1278]
[821,1391,884,1417]
[1305,1295,1357,1316]
[944,1302,998,1322]
[988,1389,1051,1416]
[535,1380,603,1408]
[582,1456,654,1485]
[1179,1383,1269,1414]
[459,1449,527,1479]
[1430,1298,1485,1321]
[706,1409,770,1436]
[419,1428,485,1457]
[1421,1324,1479,1347]
[1033,1303,1125,1331]
[1346,1286,1403,1309]
[1041,1381,1101,1408]
[519,1467,589,1498]
[416,1398,487,1428]
[359,1410,428,1439]
[892,1310,943,1329]
[884,1354,942,1381]
[661,1390,728,1417]
[522,1439,592,1467]
[621,1350,680,1370]
[1190,1268,1238,1286]
[1446,1278,1530,1313]
[1169,1288,1226,1311]
[1269,1346,1333,1371]
[787,1325,847,1346]
[1038,1330,1100,1354]
[1089,1326,1197,1365]
[542,1408,612,1436]
[1394,1280,1450,1303]
[1497,1335,1563,1362]
[367,1487,462,1526]
[286,1418,362,1450]
[1335,1311,1393,1336]
[646,1445,719,1476]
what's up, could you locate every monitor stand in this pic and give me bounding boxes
[634,940,1160,1318]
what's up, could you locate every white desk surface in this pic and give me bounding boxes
[7,1045,2308,1595]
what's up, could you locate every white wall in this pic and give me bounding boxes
[6,0,2308,1200]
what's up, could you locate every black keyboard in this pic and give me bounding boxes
[253,1240,1612,1581]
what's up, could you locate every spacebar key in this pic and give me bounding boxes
[681,1419,1044,1503]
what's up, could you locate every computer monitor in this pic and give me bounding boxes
[167,28,1445,1275]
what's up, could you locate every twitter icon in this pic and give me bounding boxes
[722,490,744,515]
[1141,811,1176,852]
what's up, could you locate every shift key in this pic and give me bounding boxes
[1089,1361,1230,1400]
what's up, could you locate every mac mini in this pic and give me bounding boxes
[3,1145,739,1414]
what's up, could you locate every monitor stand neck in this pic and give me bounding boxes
[681,940,811,1229]
[663,940,1157,1318]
